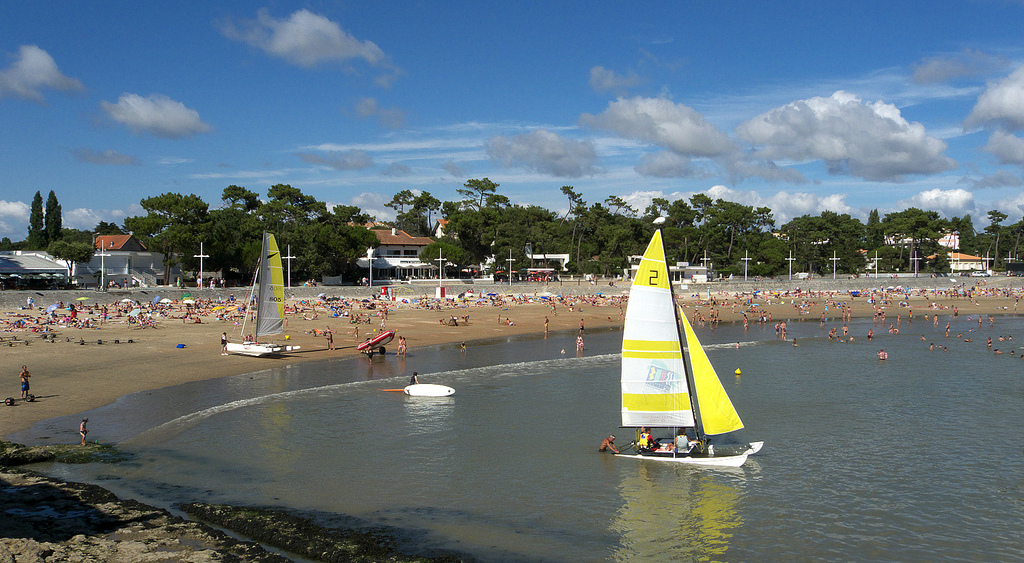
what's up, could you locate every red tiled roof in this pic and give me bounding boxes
[94,235,146,251]
[372,229,434,246]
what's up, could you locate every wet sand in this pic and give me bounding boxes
[2,283,1019,439]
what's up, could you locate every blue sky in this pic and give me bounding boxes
[4,1,1024,240]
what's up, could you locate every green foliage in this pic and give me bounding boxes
[26,191,45,249]
[94,221,124,235]
[44,190,62,244]
[47,239,95,277]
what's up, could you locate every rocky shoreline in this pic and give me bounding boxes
[0,442,466,562]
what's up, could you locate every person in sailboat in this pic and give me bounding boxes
[675,430,698,454]
[637,428,659,452]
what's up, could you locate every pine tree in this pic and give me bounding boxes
[45,190,62,244]
[26,191,45,249]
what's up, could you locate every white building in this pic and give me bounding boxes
[355,228,436,281]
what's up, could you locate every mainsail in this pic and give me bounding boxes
[254,232,285,339]
[621,230,695,428]
[681,308,744,435]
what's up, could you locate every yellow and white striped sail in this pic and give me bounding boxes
[681,308,744,435]
[255,233,286,338]
[621,230,695,427]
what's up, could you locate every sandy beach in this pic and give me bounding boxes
[2,279,1020,439]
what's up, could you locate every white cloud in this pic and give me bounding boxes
[580,96,734,157]
[485,129,599,177]
[299,150,373,171]
[101,93,211,138]
[737,90,957,182]
[70,148,139,166]
[350,192,391,221]
[223,9,394,74]
[354,97,405,129]
[964,65,1024,131]
[895,188,975,218]
[982,130,1024,165]
[912,49,1006,84]
[63,207,127,230]
[0,200,30,220]
[0,45,83,102]
[615,186,855,225]
[589,66,642,94]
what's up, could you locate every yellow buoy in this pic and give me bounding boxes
[734,368,741,375]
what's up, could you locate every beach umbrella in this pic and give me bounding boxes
[128,308,141,317]
[212,305,225,311]
[121,298,136,303]
[46,304,59,313]
[160,298,173,304]
[183,299,196,304]
[76,296,90,301]
[152,295,162,305]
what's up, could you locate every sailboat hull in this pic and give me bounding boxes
[225,342,300,357]
[615,451,750,467]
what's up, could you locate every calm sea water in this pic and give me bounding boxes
[22,314,1024,562]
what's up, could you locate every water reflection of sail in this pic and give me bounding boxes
[610,465,744,561]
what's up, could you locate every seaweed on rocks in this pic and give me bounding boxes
[0,440,129,466]
[179,503,467,563]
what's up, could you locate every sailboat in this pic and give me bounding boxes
[225,232,300,357]
[617,230,762,467]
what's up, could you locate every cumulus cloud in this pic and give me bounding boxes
[101,93,211,138]
[912,49,1006,84]
[70,148,139,166]
[982,130,1024,165]
[580,96,734,157]
[441,161,465,178]
[616,185,855,225]
[485,129,599,177]
[62,207,127,230]
[223,9,396,78]
[895,188,975,217]
[354,97,405,129]
[737,90,957,182]
[380,162,412,176]
[0,45,83,102]
[350,192,390,221]
[299,149,373,170]
[589,66,642,94]
[964,65,1024,131]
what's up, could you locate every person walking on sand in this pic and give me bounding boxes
[221,332,228,355]
[79,418,88,445]
[326,327,335,350]
[19,365,30,399]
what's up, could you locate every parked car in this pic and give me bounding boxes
[970,270,991,277]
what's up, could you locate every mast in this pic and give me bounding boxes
[672,278,705,444]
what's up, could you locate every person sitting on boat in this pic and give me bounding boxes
[637,428,659,451]
[599,435,619,454]
[675,430,698,454]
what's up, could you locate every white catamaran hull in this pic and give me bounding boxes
[615,441,762,467]
[225,342,300,357]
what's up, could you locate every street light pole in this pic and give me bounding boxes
[96,248,110,291]
[506,248,513,288]
[367,247,374,288]
[193,242,209,287]
[742,249,751,281]
[831,251,840,280]
[786,250,795,281]
[283,245,295,288]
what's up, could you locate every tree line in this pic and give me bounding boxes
[4,181,1022,283]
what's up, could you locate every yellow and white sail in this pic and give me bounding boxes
[680,308,744,435]
[255,232,286,338]
[621,230,695,427]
